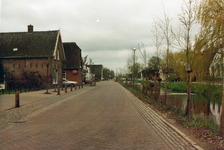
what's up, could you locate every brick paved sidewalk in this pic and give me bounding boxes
[0,89,58,111]
[0,84,93,131]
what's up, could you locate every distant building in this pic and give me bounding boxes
[209,50,223,79]
[0,25,66,89]
[87,64,103,81]
[63,42,83,83]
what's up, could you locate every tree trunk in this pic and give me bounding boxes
[185,72,192,116]
[142,76,144,93]
[158,81,161,101]
[145,74,148,95]
[154,75,157,99]
[164,73,168,104]
[220,77,224,133]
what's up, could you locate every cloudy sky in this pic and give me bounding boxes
[1,0,190,72]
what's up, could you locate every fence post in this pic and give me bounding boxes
[70,85,72,91]
[57,86,60,95]
[15,93,20,107]
[79,83,80,89]
[65,85,67,93]
[75,84,77,90]
[82,82,83,88]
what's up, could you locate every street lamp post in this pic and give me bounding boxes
[116,68,118,82]
[133,48,136,88]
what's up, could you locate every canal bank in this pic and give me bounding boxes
[120,80,223,150]
[125,80,222,126]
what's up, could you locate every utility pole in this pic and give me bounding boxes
[133,48,136,88]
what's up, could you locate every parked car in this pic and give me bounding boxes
[85,79,92,84]
[62,78,77,87]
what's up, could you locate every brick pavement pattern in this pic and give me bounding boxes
[0,81,200,149]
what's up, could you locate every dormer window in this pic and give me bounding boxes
[13,48,18,51]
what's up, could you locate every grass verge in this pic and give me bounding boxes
[118,80,223,149]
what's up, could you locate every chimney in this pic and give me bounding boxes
[28,24,33,33]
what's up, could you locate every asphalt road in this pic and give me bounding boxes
[0,81,200,150]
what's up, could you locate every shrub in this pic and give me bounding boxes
[167,76,178,82]
[163,82,222,98]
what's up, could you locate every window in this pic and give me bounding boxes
[13,48,18,52]
[52,68,58,84]
[57,49,59,60]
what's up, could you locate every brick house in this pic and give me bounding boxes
[0,25,66,89]
[63,42,83,83]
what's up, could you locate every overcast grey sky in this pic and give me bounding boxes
[1,0,187,72]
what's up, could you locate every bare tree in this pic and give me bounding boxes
[137,42,149,94]
[126,51,138,75]
[152,19,163,72]
[158,9,175,103]
[175,0,197,115]
[152,19,163,97]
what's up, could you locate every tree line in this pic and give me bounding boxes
[125,0,224,133]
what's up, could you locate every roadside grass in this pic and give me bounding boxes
[119,80,141,94]
[160,82,222,98]
[118,80,220,137]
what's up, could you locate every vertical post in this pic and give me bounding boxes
[70,85,72,91]
[65,85,67,93]
[75,84,77,90]
[15,93,20,107]
[79,83,80,89]
[57,86,60,95]
[82,82,83,88]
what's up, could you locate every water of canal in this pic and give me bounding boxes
[124,81,222,125]
[164,91,222,125]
